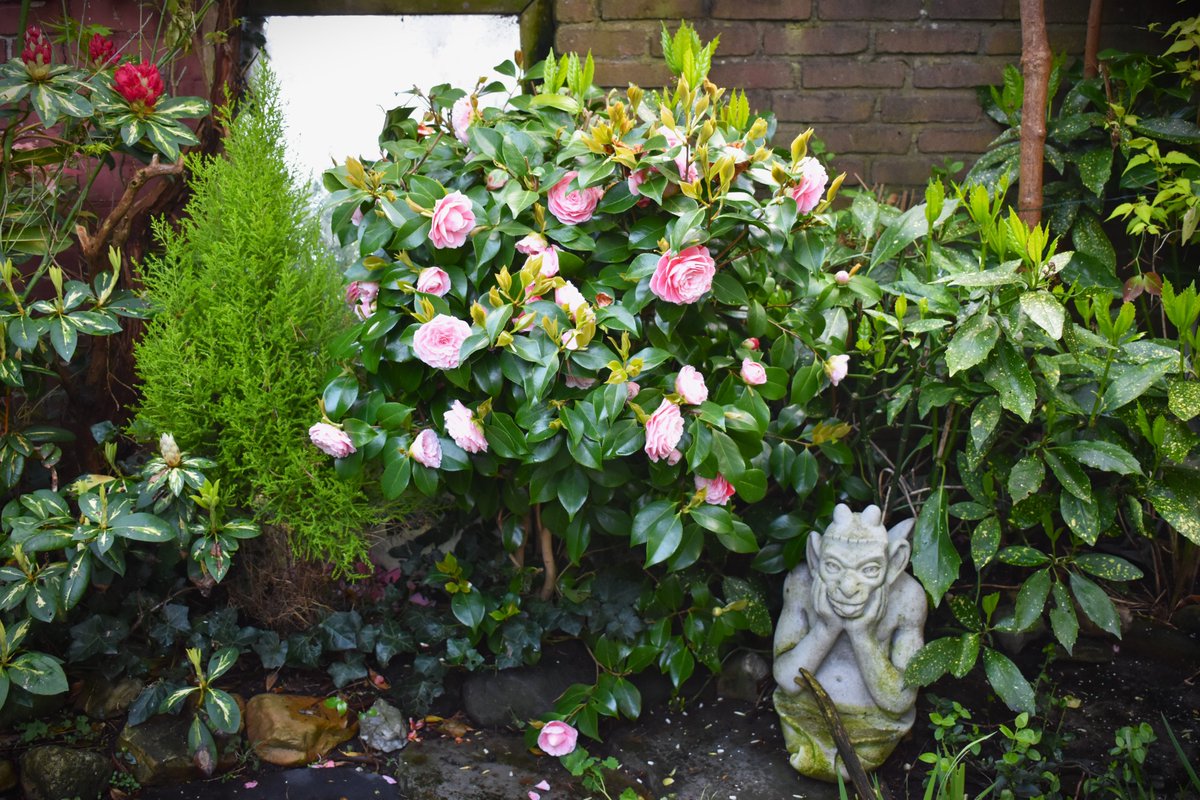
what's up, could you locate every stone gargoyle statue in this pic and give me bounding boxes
[772,503,927,781]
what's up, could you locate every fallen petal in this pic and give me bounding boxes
[528,793,541,800]
[244,781,258,789]
[382,776,397,785]
[535,780,551,791]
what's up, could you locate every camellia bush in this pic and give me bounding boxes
[317,25,857,732]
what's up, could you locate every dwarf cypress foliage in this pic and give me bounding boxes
[134,69,378,573]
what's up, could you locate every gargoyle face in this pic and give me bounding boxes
[816,537,888,619]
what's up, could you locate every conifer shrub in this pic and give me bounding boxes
[134,69,380,574]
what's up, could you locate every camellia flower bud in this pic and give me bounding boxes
[159,433,182,467]
[88,33,117,67]
[485,168,509,191]
[114,60,166,114]
[21,26,52,81]
[742,337,760,350]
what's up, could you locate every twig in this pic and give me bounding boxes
[535,504,557,601]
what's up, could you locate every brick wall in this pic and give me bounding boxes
[555,0,1186,187]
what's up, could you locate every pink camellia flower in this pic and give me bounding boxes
[696,474,736,506]
[825,353,850,386]
[555,280,588,318]
[628,168,649,196]
[789,156,828,215]
[649,245,716,305]
[644,400,684,462]
[114,60,165,112]
[413,314,471,369]
[537,721,579,757]
[561,329,582,351]
[309,423,355,458]
[516,233,548,255]
[662,127,699,182]
[486,169,508,191]
[21,26,52,80]
[417,122,435,138]
[346,281,379,320]
[537,246,560,278]
[834,270,851,285]
[741,358,767,386]
[626,381,640,399]
[444,400,488,453]
[743,337,760,351]
[451,95,476,144]
[416,267,451,297]
[429,191,476,249]
[675,365,708,405]
[88,33,116,67]
[547,171,604,226]
[410,429,442,468]
[667,448,683,466]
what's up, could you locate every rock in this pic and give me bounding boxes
[718,651,770,703]
[79,676,144,720]
[20,746,111,800]
[359,699,408,753]
[245,694,357,766]
[117,714,205,785]
[462,643,593,728]
[0,759,16,793]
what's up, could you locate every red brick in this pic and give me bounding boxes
[774,91,876,123]
[876,27,980,54]
[556,0,597,23]
[557,25,651,57]
[600,0,704,20]
[802,58,907,89]
[912,59,1003,89]
[709,59,796,90]
[591,59,673,88]
[871,156,939,187]
[821,124,913,155]
[917,126,1003,153]
[825,156,870,187]
[982,28,1022,55]
[1043,0,1093,23]
[929,0,1005,19]
[650,21,762,57]
[763,24,869,55]
[712,0,812,20]
[880,90,983,123]
[817,0,922,21]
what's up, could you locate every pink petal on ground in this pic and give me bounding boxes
[528,793,541,800]
[535,780,551,791]
[382,775,397,785]
[244,781,258,789]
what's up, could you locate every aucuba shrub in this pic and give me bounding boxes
[318,25,853,733]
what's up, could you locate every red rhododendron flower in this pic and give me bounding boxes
[114,60,165,112]
[21,26,52,80]
[88,33,117,66]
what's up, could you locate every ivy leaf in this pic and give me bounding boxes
[911,487,958,606]
[1011,569,1051,632]
[946,313,999,376]
[983,339,1036,422]
[1058,440,1141,476]
[1069,571,1121,638]
[983,647,1035,713]
[1008,454,1044,504]
[903,636,960,686]
[1019,291,1064,340]
[1073,553,1143,582]
[971,516,1000,570]
[1048,581,1078,654]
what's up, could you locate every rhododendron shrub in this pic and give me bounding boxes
[319,25,860,736]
